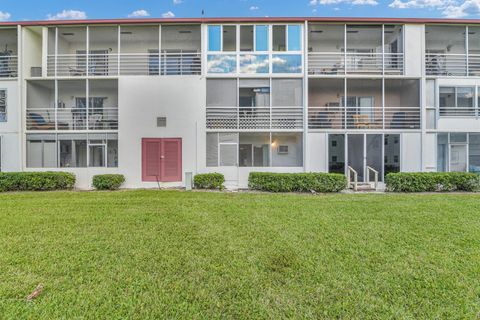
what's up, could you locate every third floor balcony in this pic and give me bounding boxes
[308,24,404,76]
[44,25,201,77]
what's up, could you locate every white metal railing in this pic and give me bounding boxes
[206,107,303,130]
[26,107,118,131]
[308,52,403,75]
[308,106,420,130]
[425,53,467,76]
[47,52,201,77]
[439,106,477,117]
[0,55,18,78]
[347,166,358,191]
[366,166,379,190]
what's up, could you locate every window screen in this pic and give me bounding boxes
[206,133,219,167]
[207,79,237,107]
[272,79,303,106]
[219,144,237,166]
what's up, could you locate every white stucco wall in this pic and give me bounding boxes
[305,132,328,172]
[404,24,423,77]
[0,80,21,172]
[118,76,205,189]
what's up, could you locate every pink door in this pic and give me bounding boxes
[142,138,182,182]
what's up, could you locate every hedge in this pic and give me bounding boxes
[92,174,125,190]
[248,172,347,193]
[194,173,225,190]
[385,172,480,192]
[0,172,76,192]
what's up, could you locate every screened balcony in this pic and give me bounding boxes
[0,28,18,78]
[47,25,201,77]
[308,24,403,75]
[425,26,467,76]
[308,78,420,129]
[26,79,118,131]
[206,79,303,131]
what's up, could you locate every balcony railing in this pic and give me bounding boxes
[26,107,118,131]
[439,106,477,117]
[425,54,467,76]
[308,53,403,75]
[47,52,201,77]
[308,106,420,129]
[206,107,303,130]
[0,55,18,78]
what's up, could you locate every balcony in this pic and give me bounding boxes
[308,24,404,76]
[308,78,420,130]
[46,25,201,77]
[206,107,303,130]
[26,79,118,131]
[0,28,18,78]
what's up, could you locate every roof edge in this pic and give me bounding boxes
[2,16,480,27]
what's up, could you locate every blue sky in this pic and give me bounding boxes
[0,0,479,22]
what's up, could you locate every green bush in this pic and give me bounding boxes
[194,173,225,190]
[92,174,125,190]
[0,172,76,192]
[386,172,480,192]
[248,172,347,193]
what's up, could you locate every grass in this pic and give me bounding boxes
[0,190,479,319]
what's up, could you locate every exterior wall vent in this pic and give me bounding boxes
[157,117,167,127]
[31,67,42,77]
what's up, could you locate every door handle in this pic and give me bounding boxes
[160,155,165,159]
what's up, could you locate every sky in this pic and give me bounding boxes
[0,0,480,22]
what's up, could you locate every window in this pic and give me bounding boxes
[287,25,301,51]
[27,133,118,168]
[384,134,400,175]
[469,134,480,173]
[239,133,270,167]
[272,79,303,106]
[437,133,473,173]
[272,25,301,52]
[439,86,475,116]
[207,79,237,107]
[272,26,286,51]
[272,54,302,73]
[240,26,254,52]
[206,133,239,167]
[255,25,269,51]
[329,134,345,174]
[0,90,6,122]
[208,25,221,51]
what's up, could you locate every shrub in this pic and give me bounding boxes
[385,172,480,192]
[194,173,225,190]
[0,172,76,192]
[248,172,347,193]
[92,174,125,190]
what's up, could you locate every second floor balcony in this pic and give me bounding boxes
[26,79,118,131]
[308,24,404,76]
[0,28,18,78]
[45,25,201,77]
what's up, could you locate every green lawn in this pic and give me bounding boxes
[1,191,479,319]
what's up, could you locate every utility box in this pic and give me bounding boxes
[185,172,193,191]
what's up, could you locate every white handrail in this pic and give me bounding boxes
[347,166,358,191]
[366,166,379,190]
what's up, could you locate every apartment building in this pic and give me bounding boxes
[0,17,479,189]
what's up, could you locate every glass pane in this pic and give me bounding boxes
[239,133,270,167]
[207,54,236,73]
[426,109,436,129]
[437,133,448,172]
[272,54,302,73]
[426,80,435,108]
[346,25,382,52]
[239,54,269,74]
[223,26,236,52]
[367,134,383,181]
[450,144,467,172]
[272,25,286,51]
[58,80,87,131]
[255,25,269,51]
[219,144,237,166]
[450,133,467,143]
[271,133,303,167]
[240,25,254,52]
[59,138,87,168]
[457,87,474,108]
[308,24,344,53]
[308,78,344,129]
[288,25,301,51]
[208,25,221,51]
[239,85,270,107]
[384,25,403,54]
[89,145,105,167]
[329,134,345,174]
[89,79,118,130]
[385,79,420,129]
[206,133,219,167]
[384,134,400,176]
[346,79,382,129]
[469,133,480,173]
[348,134,364,182]
[107,138,118,167]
